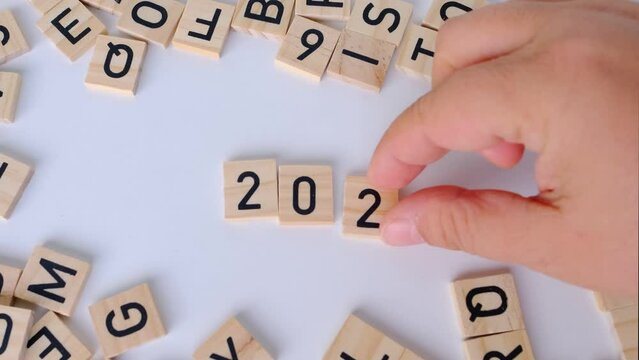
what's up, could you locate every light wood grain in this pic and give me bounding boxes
[422,0,485,30]
[595,292,638,312]
[193,317,273,360]
[295,0,351,21]
[342,175,398,238]
[224,159,279,220]
[278,165,334,225]
[396,23,436,79]
[27,0,62,14]
[0,264,21,307]
[80,0,125,15]
[118,0,185,48]
[0,305,34,360]
[346,0,412,46]
[231,0,295,40]
[0,10,30,65]
[0,72,22,124]
[0,152,33,220]
[463,330,535,360]
[173,0,235,59]
[25,311,92,360]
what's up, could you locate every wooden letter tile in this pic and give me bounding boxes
[89,283,166,358]
[275,16,340,81]
[80,0,125,15]
[612,305,639,354]
[0,305,34,360]
[224,159,278,220]
[463,330,535,360]
[85,35,147,96]
[0,72,22,124]
[342,176,398,238]
[28,0,62,15]
[346,0,413,46]
[118,0,185,48]
[0,11,30,65]
[231,0,295,40]
[278,165,333,225]
[25,311,92,360]
[295,0,350,21]
[14,246,91,316]
[327,29,395,92]
[173,0,235,59]
[451,273,525,338]
[193,317,273,360]
[624,348,638,360]
[0,264,22,306]
[595,292,638,312]
[396,23,437,79]
[0,152,33,220]
[422,0,485,31]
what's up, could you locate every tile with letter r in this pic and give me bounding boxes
[25,311,92,360]
[346,0,413,46]
[463,330,535,360]
[0,305,34,360]
[342,176,398,239]
[118,0,185,48]
[231,0,295,40]
[0,264,22,306]
[224,159,278,220]
[0,72,22,124]
[278,165,334,225]
[0,152,33,220]
[0,10,31,65]
[295,0,351,21]
[173,0,235,59]
[422,0,486,30]
[396,23,437,79]
[193,317,273,360]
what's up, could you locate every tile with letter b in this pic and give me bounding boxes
[14,246,91,317]
[451,273,525,338]
[193,317,273,360]
[0,264,21,306]
[0,152,33,220]
[278,165,333,225]
[275,16,340,81]
[85,35,148,96]
[342,176,398,238]
[0,72,22,124]
[224,159,278,220]
[346,0,412,46]
[463,330,535,360]
[80,0,125,15]
[422,0,486,30]
[0,305,34,360]
[25,311,92,360]
[89,283,166,358]
[173,0,235,59]
[396,23,437,79]
[231,0,295,40]
[0,10,30,65]
[118,0,185,48]
[295,0,351,21]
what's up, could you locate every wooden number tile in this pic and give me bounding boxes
[37,0,107,62]
[28,0,62,15]
[275,16,340,81]
[295,0,350,21]
[423,0,485,31]
[0,305,34,360]
[0,11,30,65]
[342,176,398,238]
[346,0,413,46]
[89,283,166,358]
[14,246,91,316]
[451,273,525,338]
[25,311,92,360]
[231,0,295,40]
[224,159,278,220]
[80,0,125,15]
[118,0,185,48]
[463,330,535,360]
[0,264,22,306]
[327,29,395,92]
[173,0,235,59]
[85,35,147,96]
[0,72,22,124]
[396,23,437,79]
[278,165,334,225]
[0,153,33,220]
[193,317,273,360]
[595,292,638,312]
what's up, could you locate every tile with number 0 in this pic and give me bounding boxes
[0,10,30,65]
[0,152,33,220]
[231,0,295,40]
[0,305,34,360]
[193,317,273,360]
[346,0,413,46]
[0,72,22,124]
[80,0,125,15]
[278,165,334,225]
[463,330,535,360]
[0,264,22,306]
[396,23,437,79]
[224,159,278,220]
[342,176,398,238]
[295,0,351,21]
[173,0,235,59]
[118,0,185,48]
[422,0,486,30]
[25,311,92,360]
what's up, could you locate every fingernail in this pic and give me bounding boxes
[382,218,425,246]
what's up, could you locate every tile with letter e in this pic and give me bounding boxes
[463,330,535,360]
[346,0,412,46]
[278,165,333,225]
[89,283,166,358]
[451,273,525,338]
[327,29,395,92]
[14,246,91,317]
[423,0,485,30]
[37,0,107,62]
[0,264,21,306]
[25,311,92,360]
[396,23,437,79]
[231,0,295,40]
[342,176,398,239]
[275,16,340,81]
[193,317,273,360]
[295,0,351,21]
[0,305,34,360]
[173,0,235,59]
[0,152,33,220]
[118,0,185,48]
[224,159,278,220]
[0,10,31,65]
[80,0,125,15]
[85,35,147,96]
[0,72,22,124]
[28,0,62,15]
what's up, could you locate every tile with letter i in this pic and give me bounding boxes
[463,330,535,360]
[224,159,278,220]
[342,176,398,239]
[231,0,295,40]
[422,0,486,31]
[0,152,33,220]
[0,72,22,124]
[193,317,273,360]
[346,0,413,47]
[0,305,34,360]
[0,264,21,306]
[278,165,334,225]
[173,0,236,59]
[396,23,437,80]
[0,10,30,65]
[295,0,351,21]
[118,0,185,48]
[25,311,92,360]
[80,0,126,15]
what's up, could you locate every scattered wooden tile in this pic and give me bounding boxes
[615,318,639,354]
[118,0,185,48]
[0,72,22,124]
[36,0,107,62]
[422,0,485,30]
[231,0,295,40]
[275,16,340,81]
[451,273,525,338]
[610,305,638,326]
[463,329,535,360]
[0,305,34,360]
[173,0,235,59]
[80,0,125,15]
[89,283,166,358]
[327,29,395,92]
[0,264,21,307]
[342,175,398,238]
[624,348,638,360]
[346,0,413,46]
[595,292,638,312]
[278,165,334,225]
[396,23,437,79]
[295,0,350,21]
[0,10,31,65]
[0,152,33,220]
[224,159,278,220]
[14,246,91,317]
[25,311,92,360]
[28,0,62,15]
[85,35,147,96]
[193,317,273,360]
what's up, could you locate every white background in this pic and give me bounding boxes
[0,0,622,358]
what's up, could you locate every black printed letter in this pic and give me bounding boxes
[106,302,148,337]
[411,38,434,60]
[51,8,92,45]
[466,286,508,322]
[244,0,284,25]
[132,1,168,29]
[188,8,221,41]
[0,26,9,46]
[440,1,472,21]
[27,327,71,360]
[27,259,78,304]
[0,314,13,355]
[306,0,343,8]
[484,345,524,360]
[0,162,6,178]
[341,353,389,360]
[363,3,400,33]
[209,337,238,360]
[104,42,134,79]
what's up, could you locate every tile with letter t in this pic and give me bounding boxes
[37,0,107,62]
[451,273,525,338]
[346,0,413,46]
[463,330,535,360]
[278,165,334,225]
[85,35,148,96]
[89,283,166,358]
[0,152,33,220]
[0,72,22,124]
[224,159,278,220]
[14,246,91,317]
[118,0,185,48]
[193,317,273,360]
[275,16,340,82]
[232,0,295,40]
[423,0,486,30]
[295,0,351,21]
[80,0,125,15]
[0,305,34,360]
[342,176,398,239]
[25,311,92,360]
[0,264,22,306]
[173,0,235,59]
[396,23,437,79]
[0,10,31,65]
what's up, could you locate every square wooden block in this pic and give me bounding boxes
[0,264,22,306]
[193,317,273,360]
[224,159,278,220]
[85,35,147,96]
[275,16,340,81]
[346,0,412,46]
[173,0,235,59]
[423,0,485,30]
[25,311,92,360]
[342,176,398,238]
[14,246,91,316]
[81,0,125,15]
[118,0,185,48]
[295,0,351,21]
[28,0,62,15]
[0,72,22,124]
[0,305,34,360]
[89,283,166,358]
[0,152,33,220]
[327,29,395,92]
[0,10,30,65]
[231,0,295,40]
[396,23,437,79]
[278,165,334,225]
[463,330,535,360]
[37,0,107,62]
[595,292,638,312]
[451,273,525,338]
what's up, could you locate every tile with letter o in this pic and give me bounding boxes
[118,0,185,48]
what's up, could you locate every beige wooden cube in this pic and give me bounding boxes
[342,176,398,238]
[28,0,63,15]
[0,11,30,65]
[278,165,333,225]
[118,0,185,48]
[224,159,278,220]
[0,72,22,124]
[0,305,34,360]
[25,311,92,360]
[346,0,412,46]
[173,0,235,59]
[0,264,22,306]
[423,0,486,30]
[231,0,295,40]
[193,317,273,360]
[463,330,535,360]
[396,23,437,79]
[80,0,125,15]
[295,0,351,21]
[0,152,33,220]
